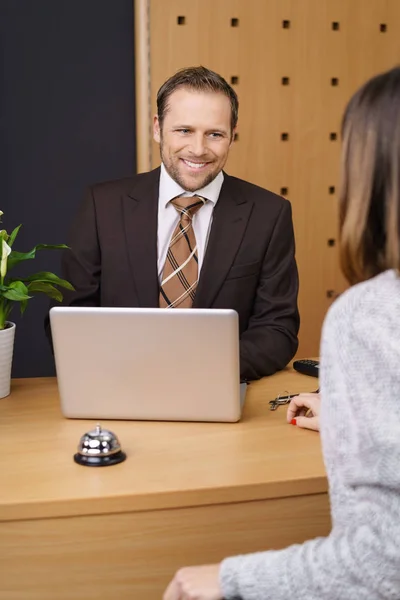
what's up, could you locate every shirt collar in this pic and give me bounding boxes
[159,163,224,208]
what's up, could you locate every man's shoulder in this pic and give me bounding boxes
[223,173,289,209]
[89,168,160,196]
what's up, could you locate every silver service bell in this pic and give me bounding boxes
[74,423,126,467]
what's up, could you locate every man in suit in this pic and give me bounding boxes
[52,66,299,380]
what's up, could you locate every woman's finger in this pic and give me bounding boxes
[286,393,320,423]
[292,415,320,432]
[297,408,309,417]
[163,578,180,600]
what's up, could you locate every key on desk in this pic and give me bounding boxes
[269,389,319,411]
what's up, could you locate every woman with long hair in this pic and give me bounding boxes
[163,65,400,600]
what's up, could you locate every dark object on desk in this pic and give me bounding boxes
[293,359,319,378]
[74,424,126,467]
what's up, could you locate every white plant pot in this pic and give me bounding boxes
[0,322,16,399]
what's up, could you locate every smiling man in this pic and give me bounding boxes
[154,84,233,192]
[54,66,299,380]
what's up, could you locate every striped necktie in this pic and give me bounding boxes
[159,196,206,308]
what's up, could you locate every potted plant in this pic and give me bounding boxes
[0,210,73,398]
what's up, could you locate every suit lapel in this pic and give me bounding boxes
[194,174,254,308]
[122,168,160,307]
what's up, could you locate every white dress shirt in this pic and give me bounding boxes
[157,163,224,281]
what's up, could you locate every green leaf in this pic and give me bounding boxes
[7,244,69,270]
[37,244,69,250]
[20,271,74,290]
[7,250,35,269]
[20,299,28,315]
[2,281,31,301]
[8,224,22,247]
[27,281,63,302]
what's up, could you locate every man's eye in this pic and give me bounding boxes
[177,129,190,134]
[209,132,223,138]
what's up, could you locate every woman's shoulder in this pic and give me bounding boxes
[324,269,400,336]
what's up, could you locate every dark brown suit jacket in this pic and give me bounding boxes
[49,167,299,380]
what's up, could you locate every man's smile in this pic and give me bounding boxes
[180,159,210,170]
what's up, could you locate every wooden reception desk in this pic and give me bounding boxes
[0,369,329,600]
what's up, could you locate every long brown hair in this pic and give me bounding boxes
[339,66,400,284]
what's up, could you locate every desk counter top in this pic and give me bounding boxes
[0,369,325,522]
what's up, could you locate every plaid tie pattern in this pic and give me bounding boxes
[159,196,206,308]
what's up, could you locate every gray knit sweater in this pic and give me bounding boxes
[220,269,400,599]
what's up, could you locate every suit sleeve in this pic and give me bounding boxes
[240,200,299,380]
[44,187,101,346]
[60,186,102,307]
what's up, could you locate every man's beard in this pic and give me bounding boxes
[159,145,218,192]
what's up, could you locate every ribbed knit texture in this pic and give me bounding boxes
[220,269,400,599]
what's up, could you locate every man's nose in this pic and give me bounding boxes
[189,134,207,157]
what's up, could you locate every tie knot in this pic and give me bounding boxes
[171,195,206,221]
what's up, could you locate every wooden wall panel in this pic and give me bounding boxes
[135,0,400,356]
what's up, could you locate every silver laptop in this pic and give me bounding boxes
[50,307,247,422]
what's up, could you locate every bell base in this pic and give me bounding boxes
[74,451,126,467]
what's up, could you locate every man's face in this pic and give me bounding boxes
[153,88,235,192]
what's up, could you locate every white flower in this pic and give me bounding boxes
[1,239,11,279]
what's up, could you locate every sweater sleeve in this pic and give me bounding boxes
[220,278,400,600]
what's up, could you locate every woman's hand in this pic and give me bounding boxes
[163,564,223,600]
[286,393,321,431]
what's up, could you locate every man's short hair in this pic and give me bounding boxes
[156,66,239,134]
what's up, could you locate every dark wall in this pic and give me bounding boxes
[0,0,136,377]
